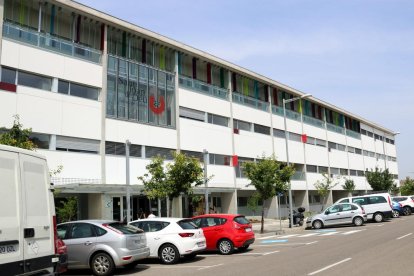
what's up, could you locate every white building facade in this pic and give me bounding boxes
[0,0,399,220]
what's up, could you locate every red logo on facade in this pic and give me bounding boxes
[149,95,165,114]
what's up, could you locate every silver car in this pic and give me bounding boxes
[306,203,367,229]
[57,220,150,276]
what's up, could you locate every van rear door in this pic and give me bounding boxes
[0,150,24,275]
[19,154,55,274]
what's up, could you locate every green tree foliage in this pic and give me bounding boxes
[56,197,78,223]
[342,179,356,196]
[0,115,36,150]
[247,192,261,215]
[400,177,414,196]
[243,155,294,233]
[315,173,339,211]
[365,167,394,192]
[139,152,205,217]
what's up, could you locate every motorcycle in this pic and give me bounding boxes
[289,207,305,227]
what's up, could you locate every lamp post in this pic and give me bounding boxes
[125,140,131,222]
[283,94,311,228]
[203,149,209,214]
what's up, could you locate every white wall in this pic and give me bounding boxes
[234,131,273,158]
[179,88,231,117]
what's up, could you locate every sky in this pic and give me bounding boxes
[76,0,414,180]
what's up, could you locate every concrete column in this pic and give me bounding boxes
[222,192,237,214]
[326,190,333,207]
[88,194,103,219]
[100,25,108,185]
[265,196,278,218]
[174,51,181,151]
[172,195,183,217]
[49,134,56,150]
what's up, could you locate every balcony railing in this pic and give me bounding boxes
[179,75,229,100]
[303,115,325,128]
[3,21,101,64]
[346,129,361,139]
[285,109,301,121]
[327,123,345,134]
[232,93,269,112]
[291,171,306,180]
[272,105,284,116]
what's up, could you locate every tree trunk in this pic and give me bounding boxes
[260,205,265,234]
[168,198,173,217]
[320,196,326,212]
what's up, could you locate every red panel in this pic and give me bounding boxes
[301,134,307,143]
[0,82,17,92]
[232,155,239,167]
[233,128,239,134]
[207,63,211,84]
[100,23,105,51]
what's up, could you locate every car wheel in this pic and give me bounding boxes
[91,252,115,276]
[403,206,411,216]
[392,210,400,218]
[373,212,384,222]
[312,220,323,230]
[159,244,180,265]
[353,216,364,226]
[123,261,139,270]
[218,239,234,255]
[239,245,249,252]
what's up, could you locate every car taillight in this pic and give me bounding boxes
[388,196,392,209]
[53,216,58,254]
[178,233,194,238]
[102,224,123,235]
[399,203,403,208]
[233,222,241,229]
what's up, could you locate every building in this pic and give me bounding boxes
[0,0,399,220]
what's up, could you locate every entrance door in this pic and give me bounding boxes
[113,197,121,221]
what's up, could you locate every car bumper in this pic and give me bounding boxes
[233,233,255,248]
[115,246,150,266]
[178,237,207,256]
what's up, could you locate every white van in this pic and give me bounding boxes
[0,145,58,275]
[335,193,393,222]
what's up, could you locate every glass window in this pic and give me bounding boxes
[210,154,230,166]
[355,148,362,155]
[254,124,270,135]
[180,107,205,122]
[58,80,69,94]
[330,167,340,175]
[273,128,285,138]
[352,197,368,205]
[70,223,96,239]
[361,129,367,135]
[70,83,99,101]
[337,144,346,151]
[327,204,341,213]
[306,136,316,145]
[316,139,326,147]
[289,132,301,142]
[18,71,52,90]
[1,67,16,84]
[107,75,117,117]
[138,65,149,123]
[57,224,70,239]
[357,170,365,177]
[328,142,337,149]
[367,131,374,138]
[368,196,387,204]
[234,119,251,131]
[30,133,50,149]
[238,197,248,207]
[318,166,328,174]
[341,204,352,211]
[145,146,174,160]
[233,216,250,225]
[177,219,199,229]
[94,226,107,237]
[306,165,317,173]
[350,170,357,176]
[208,113,229,127]
[340,168,348,176]
[347,146,355,153]
[107,222,143,234]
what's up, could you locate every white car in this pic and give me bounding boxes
[129,218,206,264]
[391,196,414,216]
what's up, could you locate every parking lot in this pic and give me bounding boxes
[64,214,414,276]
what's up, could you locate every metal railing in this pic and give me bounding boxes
[291,171,306,180]
[303,115,325,128]
[346,129,361,139]
[179,75,229,100]
[285,109,301,121]
[326,123,345,134]
[232,93,269,111]
[3,21,101,63]
[271,105,284,116]
[51,177,101,185]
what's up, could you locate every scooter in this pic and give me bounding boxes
[289,207,305,227]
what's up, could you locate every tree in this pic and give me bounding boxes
[56,197,78,223]
[247,192,261,215]
[314,173,339,211]
[0,115,36,150]
[139,152,205,217]
[243,155,294,233]
[342,179,356,196]
[400,177,414,196]
[365,167,394,192]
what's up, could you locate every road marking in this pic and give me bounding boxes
[261,239,288,244]
[342,229,366,235]
[198,264,224,270]
[396,233,412,240]
[319,231,339,236]
[306,241,318,245]
[308,258,352,275]
[258,235,277,240]
[262,250,280,255]
[315,229,336,232]
[298,233,319,237]
[254,242,312,246]
[277,234,300,238]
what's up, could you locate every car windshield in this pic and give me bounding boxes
[234,216,250,225]
[178,219,199,229]
[107,222,143,234]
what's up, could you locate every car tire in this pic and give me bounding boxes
[373,212,384,222]
[392,210,400,218]
[90,252,115,276]
[403,206,411,216]
[353,216,364,226]
[218,239,234,255]
[239,245,249,252]
[312,220,323,230]
[123,261,139,270]
[159,244,180,265]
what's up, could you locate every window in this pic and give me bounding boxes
[30,133,50,149]
[350,170,357,176]
[306,136,316,145]
[367,131,374,138]
[289,132,301,142]
[177,219,199,229]
[1,67,16,84]
[337,144,346,151]
[352,197,368,205]
[238,197,248,207]
[146,146,174,160]
[70,83,99,100]
[368,196,387,204]
[340,168,348,176]
[361,129,367,135]
[316,139,326,147]
[341,204,352,211]
[234,119,251,131]
[179,107,205,122]
[70,223,95,239]
[306,165,317,173]
[58,80,70,94]
[355,148,362,155]
[328,142,337,149]
[357,170,365,177]
[208,113,229,127]
[209,154,230,166]
[330,167,340,175]
[18,71,52,90]
[181,150,203,162]
[318,166,328,174]
[273,128,285,138]
[327,204,341,214]
[347,146,355,153]
[57,224,70,239]
[56,136,100,154]
[234,216,250,225]
[254,124,271,135]
[338,198,349,203]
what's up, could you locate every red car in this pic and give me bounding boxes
[192,214,255,255]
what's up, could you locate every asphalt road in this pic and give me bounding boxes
[65,215,414,276]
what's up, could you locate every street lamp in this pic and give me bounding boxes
[203,149,209,214]
[283,94,311,228]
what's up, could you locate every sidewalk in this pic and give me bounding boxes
[249,218,307,238]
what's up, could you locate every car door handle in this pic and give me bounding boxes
[336,213,340,215]
[84,241,93,246]
[154,237,160,240]
[351,212,355,213]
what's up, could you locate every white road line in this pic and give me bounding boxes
[258,235,278,240]
[198,263,224,270]
[306,241,318,245]
[253,242,311,247]
[319,231,339,236]
[149,265,213,269]
[262,250,280,255]
[298,233,319,237]
[277,234,300,238]
[308,258,352,275]
[342,229,366,235]
[396,233,412,240]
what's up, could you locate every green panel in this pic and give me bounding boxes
[220,68,225,88]
[159,47,165,70]
[254,81,259,99]
[178,53,182,74]
[19,0,25,25]
[243,77,249,96]
[122,31,127,57]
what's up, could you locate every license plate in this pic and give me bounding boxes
[245,228,252,232]
[197,242,205,247]
[0,244,17,254]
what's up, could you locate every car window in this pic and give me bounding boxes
[327,205,342,213]
[392,197,405,202]
[339,199,349,203]
[71,223,95,239]
[369,196,387,204]
[130,222,144,230]
[341,204,352,211]
[177,219,199,229]
[57,224,70,239]
[351,204,359,210]
[94,225,107,237]
[352,197,368,205]
[107,222,143,234]
[192,218,202,228]
[145,221,169,232]
[234,216,249,225]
